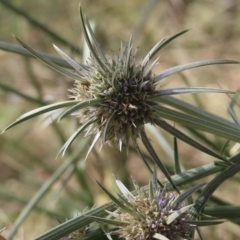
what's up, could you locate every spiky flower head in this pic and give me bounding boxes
[68,35,156,151]
[3,7,238,185]
[95,171,223,240]
[52,8,236,158]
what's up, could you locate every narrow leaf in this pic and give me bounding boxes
[125,36,132,77]
[154,60,239,83]
[53,44,87,71]
[0,40,74,68]
[156,95,240,134]
[190,155,240,220]
[79,7,108,72]
[143,57,159,77]
[114,177,135,203]
[116,194,136,210]
[2,101,79,132]
[58,98,101,121]
[154,118,226,161]
[85,131,101,161]
[84,16,111,72]
[152,166,158,192]
[140,130,179,192]
[102,112,117,144]
[153,104,240,148]
[15,37,85,82]
[105,210,120,218]
[141,30,189,67]
[153,87,234,97]
[57,117,98,157]
[167,204,195,225]
[111,68,120,90]
[134,141,155,177]
[96,180,140,219]
[172,183,206,209]
[141,38,166,67]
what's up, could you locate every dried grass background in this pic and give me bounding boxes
[0,0,240,239]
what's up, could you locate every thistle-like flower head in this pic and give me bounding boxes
[69,34,157,151]
[3,7,237,187]
[59,8,236,179]
[50,8,235,157]
[95,171,223,240]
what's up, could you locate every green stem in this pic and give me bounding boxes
[204,206,240,219]
[191,152,240,218]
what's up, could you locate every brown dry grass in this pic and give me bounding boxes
[0,0,240,239]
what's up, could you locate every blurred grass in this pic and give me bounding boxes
[0,0,240,239]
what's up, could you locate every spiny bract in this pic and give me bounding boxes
[95,172,223,240]
[70,37,157,151]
